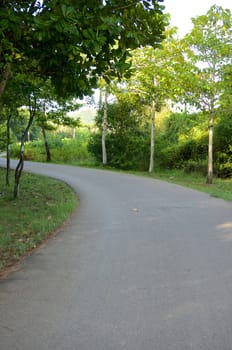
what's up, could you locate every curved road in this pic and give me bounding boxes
[1,160,232,350]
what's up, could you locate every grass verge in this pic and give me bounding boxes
[0,168,77,276]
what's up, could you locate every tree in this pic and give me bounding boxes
[97,80,110,166]
[89,92,150,170]
[0,1,167,100]
[34,80,81,162]
[0,75,30,186]
[125,27,188,172]
[14,90,37,198]
[1,1,167,196]
[102,89,108,166]
[212,64,232,177]
[183,5,232,183]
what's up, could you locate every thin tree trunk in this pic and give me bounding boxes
[41,125,51,162]
[207,110,214,184]
[14,144,24,198]
[102,89,108,165]
[6,114,12,186]
[148,99,156,173]
[0,64,12,98]
[99,88,103,108]
[14,94,36,198]
[41,102,51,162]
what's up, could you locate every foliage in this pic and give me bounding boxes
[0,0,167,195]
[111,27,194,172]
[89,93,151,170]
[10,129,95,165]
[215,152,232,178]
[88,131,150,170]
[3,4,232,182]
[0,0,167,99]
[183,5,232,111]
[111,6,232,179]
[181,5,232,182]
[153,111,208,171]
[220,65,232,113]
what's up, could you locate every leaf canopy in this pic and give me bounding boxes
[0,0,167,98]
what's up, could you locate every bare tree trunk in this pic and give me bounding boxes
[41,102,51,162]
[148,99,156,173]
[206,110,214,184]
[6,114,12,186]
[99,88,103,108]
[0,64,12,98]
[14,144,24,198]
[14,94,36,198]
[41,125,51,162]
[102,89,108,165]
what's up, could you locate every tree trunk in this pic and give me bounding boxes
[99,88,103,108]
[14,144,24,198]
[41,125,51,162]
[148,99,156,173]
[102,89,108,165]
[206,111,214,184]
[14,95,36,198]
[0,64,12,98]
[6,114,12,186]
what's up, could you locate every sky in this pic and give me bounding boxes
[163,0,232,37]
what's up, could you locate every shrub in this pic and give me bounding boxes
[215,149,232,178]
[183,159,207,174]
[156,137,208,170]
[10,130,95,165]
[88,131,150,171]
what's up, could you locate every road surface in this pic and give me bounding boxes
[1,160,232,350]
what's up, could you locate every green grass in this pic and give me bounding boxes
[0,168,78,275]
[10,130,96,165]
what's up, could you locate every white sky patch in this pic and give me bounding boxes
[163,0,232,37]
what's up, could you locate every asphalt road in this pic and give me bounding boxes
[1,160,232,350]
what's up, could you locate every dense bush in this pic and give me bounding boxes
[88,131,150,170]
[155,136,208,171]
[9,107,232,179]
[88,94,152,171]
[10,129,95,165]
[214,148,232,178]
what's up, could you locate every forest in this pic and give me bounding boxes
[1,1,232,198]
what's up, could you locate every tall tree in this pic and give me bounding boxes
[0,75,29,186]
[14,90,37,198]
[102,89,108,166]
[98,80,110,166]
[34,80,81,162]
[90,91,149,170]
[183,5,232,183]
[126,28,188,172]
